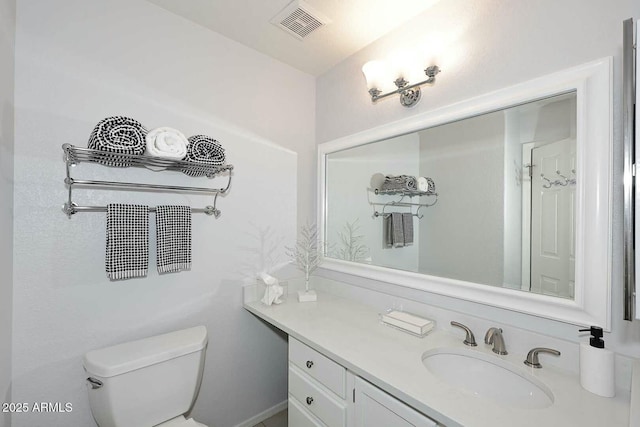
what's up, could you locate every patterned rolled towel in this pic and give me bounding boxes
[88,116,147,167]
[403,175,417,190]
[381,175,418,192]
[182,135,226,177]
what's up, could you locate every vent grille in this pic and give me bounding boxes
[271,1,330,40]
[281,8,323,38]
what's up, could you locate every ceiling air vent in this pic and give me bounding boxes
[271,0,331,40]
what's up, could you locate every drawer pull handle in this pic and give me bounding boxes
[306,396,314,405]
[306,360,314,369]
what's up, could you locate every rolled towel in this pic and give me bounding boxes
[88,116,147,167]
[145,127,188,171]
[417,177,429,192]
[403,175,417,191]
[182,135,226,177]
[380,176,403,191]
[427,177,436,193]
[381,175,417,192]
[145,127,188,159]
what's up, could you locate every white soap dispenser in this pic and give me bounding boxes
[578,326,615,397]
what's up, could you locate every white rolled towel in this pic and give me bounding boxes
[145,127,188,159]
[417,177,429,192]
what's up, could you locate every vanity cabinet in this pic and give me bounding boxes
[353,377,438,427]
[288,337,348,426]
[288,337,440,427]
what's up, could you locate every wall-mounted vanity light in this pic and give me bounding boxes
[362,60,440,108]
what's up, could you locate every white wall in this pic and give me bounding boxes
[0,0,15,425]
[13,1,314,426]
[418,112,504,285]
[316,0,640,358]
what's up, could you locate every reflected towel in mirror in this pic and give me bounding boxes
[403,212,413,246]
[381,175,417,192]
[384,212,406,248]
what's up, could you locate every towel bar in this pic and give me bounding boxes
[62,144,232,219]
[63,203,220,218]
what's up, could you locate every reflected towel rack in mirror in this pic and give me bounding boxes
[368,188,438,219]
[61,144,233,218]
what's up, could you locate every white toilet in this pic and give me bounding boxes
[83,325,209,427]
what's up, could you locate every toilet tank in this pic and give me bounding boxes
[83,326,208,427]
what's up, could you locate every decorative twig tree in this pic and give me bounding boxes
[286,222,321,301]
[336,219,369,262]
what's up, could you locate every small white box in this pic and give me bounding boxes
[380,310,434,337]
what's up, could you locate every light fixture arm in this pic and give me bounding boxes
[368,66,441,107]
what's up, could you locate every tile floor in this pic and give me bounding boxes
[252,408,287,427]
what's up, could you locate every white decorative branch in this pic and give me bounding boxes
[286,222,322,293]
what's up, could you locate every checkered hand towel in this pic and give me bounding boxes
[106,204,149,280]
[156,206,192,274]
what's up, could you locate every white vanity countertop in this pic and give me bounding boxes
[244,291,630,427]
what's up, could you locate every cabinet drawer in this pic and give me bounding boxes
[289,337,346,398]
[289,367,346,427]
[289,397,326,427]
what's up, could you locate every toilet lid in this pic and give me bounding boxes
[181,419,207,427]
[157,417,207,427]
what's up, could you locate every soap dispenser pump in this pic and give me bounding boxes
[579,326,605,348]
[578,326,615,397]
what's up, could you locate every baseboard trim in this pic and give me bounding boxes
[233,400,287,427]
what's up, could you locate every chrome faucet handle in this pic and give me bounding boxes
[524,347,561,368]
[484,327,508,355]
[450,321,477,346]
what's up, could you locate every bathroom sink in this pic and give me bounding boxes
[422,348,553,409]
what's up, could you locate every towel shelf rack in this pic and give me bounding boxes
[368,188,438,219]
[62,144,233,218]
[374,188,437,197]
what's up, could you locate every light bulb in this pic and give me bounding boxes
[362,60,388,91]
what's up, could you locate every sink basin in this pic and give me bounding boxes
[422,348,554,409]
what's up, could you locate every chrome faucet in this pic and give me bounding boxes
[524,347,561,368]
[484,327,508,355]
[450,321,477,346]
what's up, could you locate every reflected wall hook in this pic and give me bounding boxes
[555,170,569,186]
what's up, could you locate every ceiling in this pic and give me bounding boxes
[144,0,439,76]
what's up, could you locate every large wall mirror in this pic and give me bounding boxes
[319,58,612,329]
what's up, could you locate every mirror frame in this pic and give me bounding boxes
[318,57,612,330]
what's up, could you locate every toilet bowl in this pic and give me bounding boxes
[83,326,209,427]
